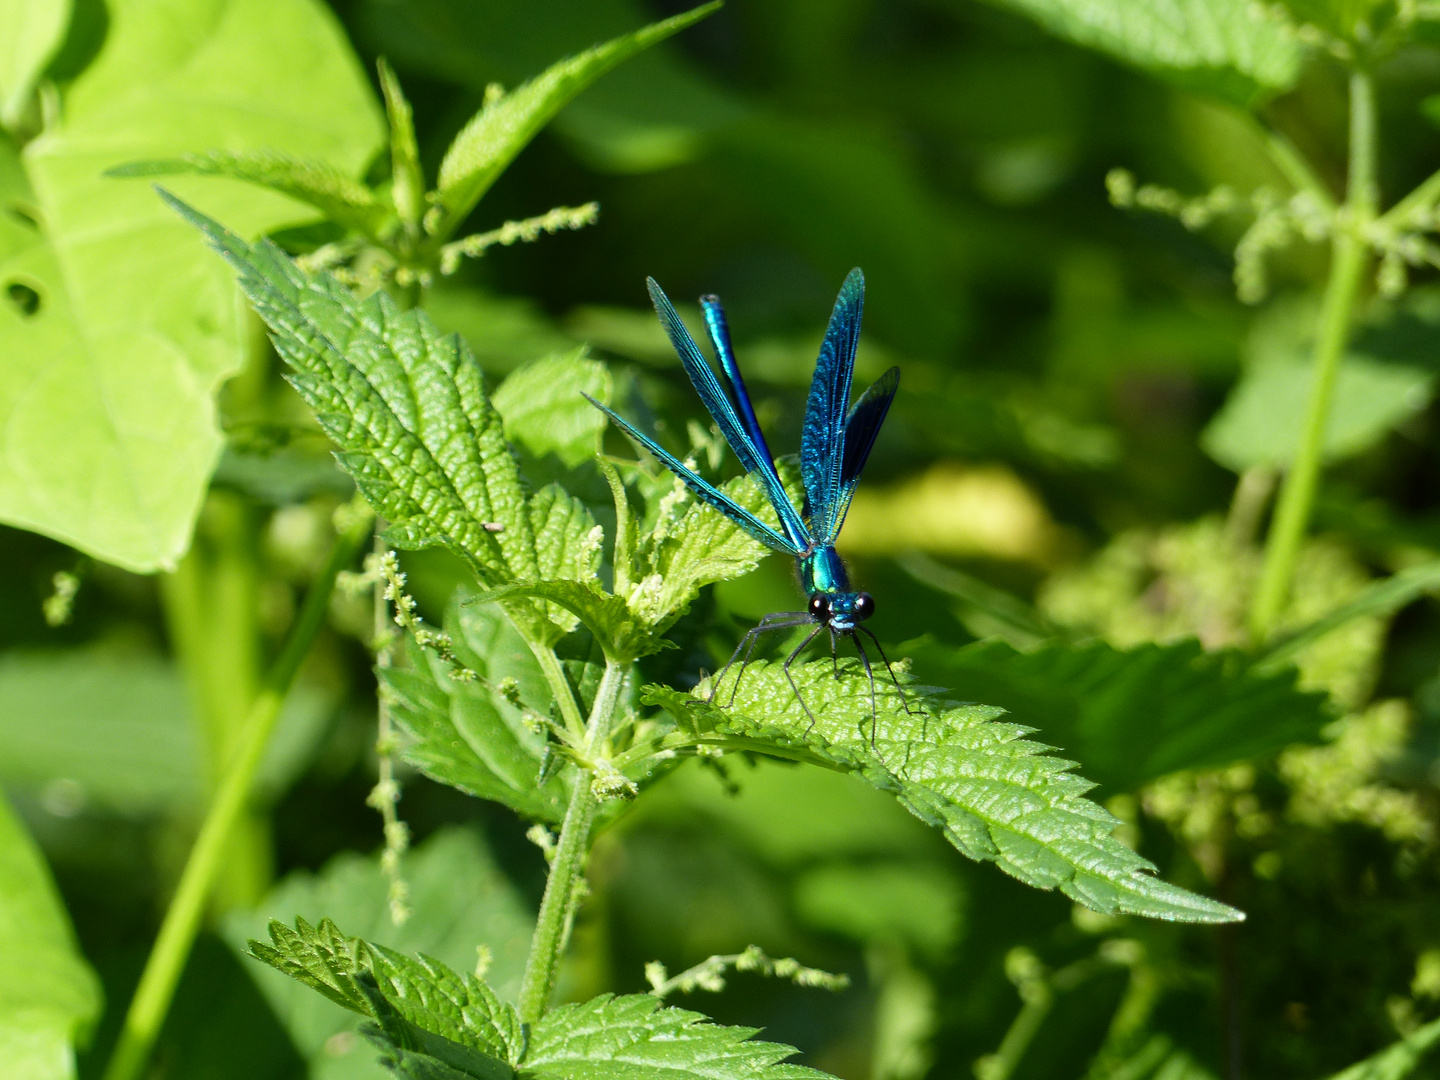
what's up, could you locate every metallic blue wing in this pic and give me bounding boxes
[700,294,777,471]
[801,268,864,542]
[647,279,810,550]
[582,393,802,555]
[817,365,899,544]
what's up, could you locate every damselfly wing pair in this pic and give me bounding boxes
[585,268,911,730]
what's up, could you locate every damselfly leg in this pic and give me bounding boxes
[711,612,811,707]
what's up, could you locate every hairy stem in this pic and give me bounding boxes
[102,507,373,1080]
[518,658,627,1024]
[1250,70,1377,641]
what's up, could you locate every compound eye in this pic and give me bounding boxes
[854,592,875,620]
[808,594,831,620]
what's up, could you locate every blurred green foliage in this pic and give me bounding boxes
[5,1,1440,1080]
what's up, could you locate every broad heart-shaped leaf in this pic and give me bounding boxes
[646,662,1243,923]
[107,150,391,238]
[0,0,383,571]
[493,349,612,468]
[981,0,1301,108]
[170,197,601,642]
[434,2,719,226]
[0,0,69,128]
[0,788,101,1080]
[909,637,1331,796]
[523,994,827,1080]
[224,827,534,1080]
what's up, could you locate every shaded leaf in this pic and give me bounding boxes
[107,150,390,236]
[911,637,1331,795]
[1261,559,1440,670]
[976,0,1301,107]
[357,0,742,174]
[0,647,334,814]
[0,789,101,1080]
[0,0,382,570]
[433,3,721,226]
[383,621,570,822]
[1323,1014,1440,1080]
[646,663,1243,923]
[1202,355,1433,472]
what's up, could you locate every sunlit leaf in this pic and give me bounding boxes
[912,637,1331,795]
[523,993,827,1080]
[171,197,601,642]
[493,348,611,468]
[107,150,390,237]
[647,663,1244,923]
[0,789,101,1080]
[0,0,383,570]
[229,828,533,1080]
[0,0,70,128]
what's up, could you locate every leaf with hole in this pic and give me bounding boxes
[0,0,382,570]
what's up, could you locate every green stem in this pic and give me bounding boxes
[102,507,373,1080]
[1250,70,1377,641]
[517,658,627,1024]
[529,638,587,741]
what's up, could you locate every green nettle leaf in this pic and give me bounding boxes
[433,2,721,229]
[980,0,1301,108]
[383,602,570,822]
[623,461,794,630]
[0,789,102,1080]
[523,994,827,1080]
[493,348,612,468]
[0,0,70,128]
[106,151,391,237]
[170,198,601,643]
[647,663,1243,923]
[0,0,383,571]
[911,638,1331,796]
[226,827,534,1080]
[249,918,524,1071]
[252,916,825,1080]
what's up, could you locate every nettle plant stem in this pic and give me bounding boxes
[518,657,628,1023]
[1250,70,1379,641]
[102,505,374,1080]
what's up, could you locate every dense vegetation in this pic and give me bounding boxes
[4,2,1440,1080]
